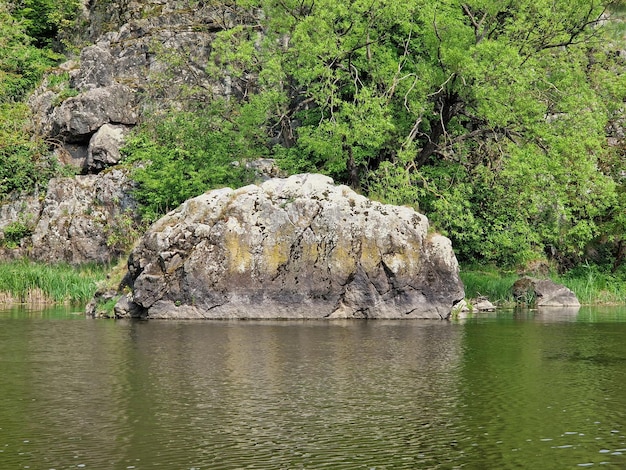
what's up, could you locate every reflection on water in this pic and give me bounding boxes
[0,305,626,469]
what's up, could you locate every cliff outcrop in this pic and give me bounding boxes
[1,0,255,264]
[0,169,139,264]
[113,174,464,320]
[29,0,258,175]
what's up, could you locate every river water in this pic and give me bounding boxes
[1,306,626,469]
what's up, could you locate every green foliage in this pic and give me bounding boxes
[8,0,82,48]
[122,104,256,221]
[0,102,61,198]
[460,267,520,305]
[1,221,32,248]
[557,263,626,305]
[231,0,626,270]
[0,4,60,102]
[0,3,67,202]
[46,70,79,105]
[461,264,626,306]
[2,0,624,276]
[105,210,145,255]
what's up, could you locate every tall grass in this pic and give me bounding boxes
[556,265,626,305]
[0,260,107,304]
[461,264,626,306]
[460,267,519,305]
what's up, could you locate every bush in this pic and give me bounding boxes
[123,105,257,221]
[2,221,32,248]
[0,103,64,199]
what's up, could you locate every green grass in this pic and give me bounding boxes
[0,260,107,304]
[460,264,626,306]
[460,267,519,306]
[556,265,626,306]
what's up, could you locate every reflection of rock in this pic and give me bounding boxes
[512,276,580,307]
[535,306,580,322]
[115,174,465,319]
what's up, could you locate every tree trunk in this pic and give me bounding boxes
[415,92,460,168]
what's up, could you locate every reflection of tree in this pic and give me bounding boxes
[457,315,626,467]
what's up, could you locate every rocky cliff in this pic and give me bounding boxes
[113,174,464,320]
[0,169,139,264]
[0,0,255,264]
[29,0,257,175]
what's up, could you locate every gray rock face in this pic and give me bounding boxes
[28,169,138,264]
[0,168,139,264]
[50,84,137,143]
[0,193,43,260]
[119,174,464,320]
[512,276,581,307]
[28,1,262,175]
[72,44,116,90]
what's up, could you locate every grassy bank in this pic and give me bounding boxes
[0,260,107,304]
[2,259,624,308]
[460,265,626,306]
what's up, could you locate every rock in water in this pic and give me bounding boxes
[512,276,580,307]
[118,174,464,319]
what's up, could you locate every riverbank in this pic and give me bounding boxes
[1,261,624,308]
[0,260,106,305]
[461,265,626,307]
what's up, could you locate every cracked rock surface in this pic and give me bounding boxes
[118,173,464,319]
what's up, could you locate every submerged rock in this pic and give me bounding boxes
[116,174,464,320]
[454,297,497,316]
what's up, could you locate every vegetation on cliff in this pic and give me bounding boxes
[0,1,78,197]
[1,0,626,282]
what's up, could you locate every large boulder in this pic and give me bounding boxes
[86,123,132,172]
[117,174,464,319]
[49,84,138,143]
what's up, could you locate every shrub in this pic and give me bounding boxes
[122,105,257,221]
[2,221,32,248]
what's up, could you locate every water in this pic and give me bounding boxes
[1,306,626,469]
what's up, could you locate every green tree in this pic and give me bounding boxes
[256,0,625,268]
[8,0,81,48]
[0,4,64,199]
[123,103,256,221]
[123,0,626,270]
[0,4,59,102]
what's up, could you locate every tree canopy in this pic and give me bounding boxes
[187,0,626,269]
